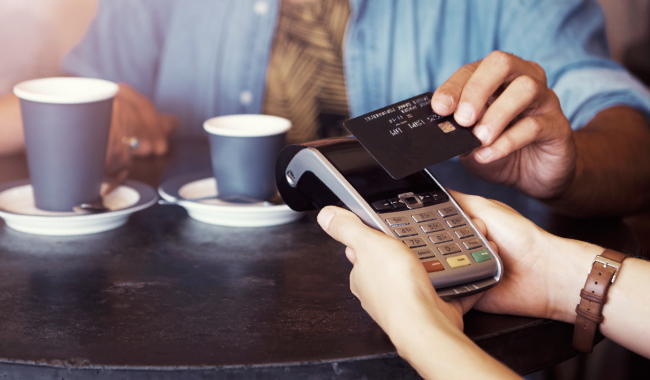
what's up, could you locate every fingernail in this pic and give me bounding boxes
[433,94,453,113]
[317,207,335,231]
[455,102,475,125]
[475,147,493,162]
[474,125,489,143]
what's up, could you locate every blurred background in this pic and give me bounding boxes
[0,0,649,96]
[0,0,98,94]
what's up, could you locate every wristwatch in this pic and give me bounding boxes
[573,249,627,353]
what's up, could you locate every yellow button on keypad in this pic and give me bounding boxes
[446,255,471,268]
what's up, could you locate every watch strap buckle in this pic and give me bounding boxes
[593,255,622,283]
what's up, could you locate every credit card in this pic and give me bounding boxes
[343,92,481,179]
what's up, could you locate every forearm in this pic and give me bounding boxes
[547,236,650,358]
[598,258,650,358]
[0,94,24,155]
[544,106,650,217]
[389,302,520,380]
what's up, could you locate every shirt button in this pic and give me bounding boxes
[253,1,269,15]
[239,91,253,105]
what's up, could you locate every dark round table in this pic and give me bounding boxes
[0,138,641,379]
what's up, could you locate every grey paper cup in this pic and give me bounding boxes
[204,115,292,202]
[14,77,118,211]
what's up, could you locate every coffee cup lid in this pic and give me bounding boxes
[13,77,119,104]
[203,114,292,137]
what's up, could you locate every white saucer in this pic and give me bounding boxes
[158,172,304,227]
[0,179,158,236]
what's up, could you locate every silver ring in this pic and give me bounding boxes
[121,136,140,149]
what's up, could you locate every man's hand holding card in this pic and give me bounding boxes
[430,52,576,200]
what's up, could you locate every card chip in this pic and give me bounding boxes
[438,121,456,133]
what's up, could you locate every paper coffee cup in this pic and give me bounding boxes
[203,114,292,202]
[14,77,118,211]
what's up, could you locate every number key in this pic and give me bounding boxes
[438,243,462,255]
[403,238,427,248]
[438,207,458,218]
[454,227,474,239]
[385,217,410,227]
[421,222,445,233]
[394,227,418,237]
[446,217,466,228]
[412,212,436,223]
[429,232,452,244]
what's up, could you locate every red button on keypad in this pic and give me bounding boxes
[423,260,445,273]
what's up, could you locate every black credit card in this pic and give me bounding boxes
[343,92,481,179]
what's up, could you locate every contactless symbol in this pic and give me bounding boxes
[438,121,456,133]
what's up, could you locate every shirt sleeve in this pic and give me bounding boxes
[61,0,174,98]
[498,0,650,129]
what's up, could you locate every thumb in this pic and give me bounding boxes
[317,206,393,256]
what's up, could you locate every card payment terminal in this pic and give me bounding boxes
[276,137,502,299]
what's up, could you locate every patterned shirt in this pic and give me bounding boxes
[263,0,350,142]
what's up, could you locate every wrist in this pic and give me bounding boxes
[541,141,582,215]
[384,290,462,353]
[389,302,467,368]
[545,235,603,323]
[390,303,521,380]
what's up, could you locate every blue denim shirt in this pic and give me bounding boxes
[63,0,650,136]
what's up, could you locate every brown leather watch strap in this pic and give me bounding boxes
[573,249,627,353]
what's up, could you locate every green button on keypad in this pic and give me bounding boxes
[471,249,492,263]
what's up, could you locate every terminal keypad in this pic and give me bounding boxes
[379,195,492,275]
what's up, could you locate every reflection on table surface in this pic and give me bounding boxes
[0,137,646,378]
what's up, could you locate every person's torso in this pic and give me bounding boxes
[152,0,503,137]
